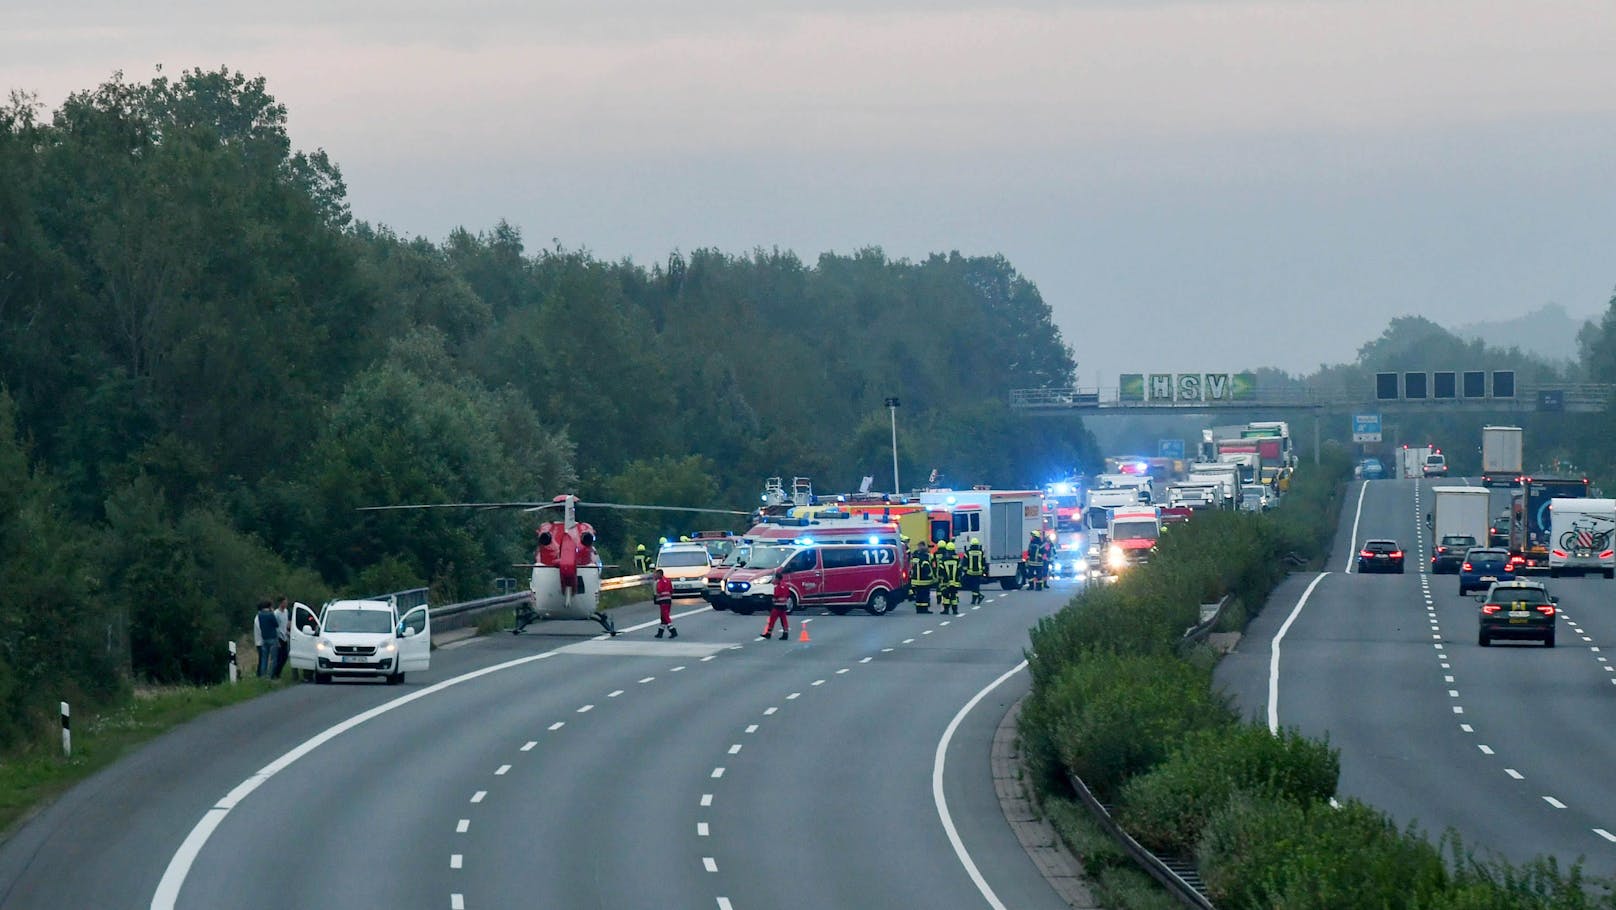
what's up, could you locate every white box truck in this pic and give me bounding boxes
[1188,462,1240,506]
[1480,426,1523,488]
[1547,498,1616,578]
[1429,486,1490,573]
[1399,446,1433,479]
[916,488,1044,588]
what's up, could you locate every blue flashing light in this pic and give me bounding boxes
[945,495,957,506]
[867,536,879,545]
[795,536,815,546]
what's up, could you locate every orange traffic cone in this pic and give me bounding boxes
[798,624,811,643]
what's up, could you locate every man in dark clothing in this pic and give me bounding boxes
[910,542,936,613]
[936,541,963,615]
[963,538,988,605]
[254,600,278,677]
[634,544,652,574]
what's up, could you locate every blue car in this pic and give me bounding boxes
[1358,458,1385,480]
[1459,547,1516,595]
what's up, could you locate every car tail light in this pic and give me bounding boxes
[1603,550,1614,559]
[1482,604,1501,615]
[1536,604,1556,616]
[1553,549,1567,559]
[1360,549,1374,558]
[1391,551,1403,559]
[1461,562,1472,572]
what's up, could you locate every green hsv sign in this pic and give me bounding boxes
[1118,372,1258,402]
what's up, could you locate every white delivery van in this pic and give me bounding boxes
[288,598,431,684]
[1547,498,1616,578]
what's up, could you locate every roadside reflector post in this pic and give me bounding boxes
[228,640,239,685]
[60,701,70,758]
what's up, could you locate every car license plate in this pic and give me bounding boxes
[1480,576,1497,582]
[342,654,367,663]
[1508,610,1531,619]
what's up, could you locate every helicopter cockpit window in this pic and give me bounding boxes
[323,609,395,634]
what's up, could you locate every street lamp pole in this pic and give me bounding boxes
[884,397,901,495]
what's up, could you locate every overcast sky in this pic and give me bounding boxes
[6,0,1615,385]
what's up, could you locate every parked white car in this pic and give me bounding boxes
[289,598,430,685]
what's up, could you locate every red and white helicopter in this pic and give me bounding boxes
[359,495,746,635]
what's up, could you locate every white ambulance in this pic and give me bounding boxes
[915,488,1045,589]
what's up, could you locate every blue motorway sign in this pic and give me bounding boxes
[1352,413,1382,443]
[1158,438,1186,459]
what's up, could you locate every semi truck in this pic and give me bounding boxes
[1546,497,1616,578]
[1480,426,1523,487]
[1430,486,1490,573]
[1510,475,1591,571]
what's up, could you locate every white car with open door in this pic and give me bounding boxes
[289,599,430,685]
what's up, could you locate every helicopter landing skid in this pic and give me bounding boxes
[594,612,617,637]
[510,604,539,635]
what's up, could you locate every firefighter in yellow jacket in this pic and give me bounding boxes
[963,537,988,605]
[910,541,936,613]
[936,540,963,615]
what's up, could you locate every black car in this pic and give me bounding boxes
[1431,534,1478,574]
[1477,580,1557,647]
[1357,539,1405,573]
[1488,511,1511,547]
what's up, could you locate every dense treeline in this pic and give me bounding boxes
[0,68,1093,741]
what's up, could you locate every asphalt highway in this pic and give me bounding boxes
[1217,476,1616,875]
[0,582,1078,910]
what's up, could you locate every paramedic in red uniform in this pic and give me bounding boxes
[654,569,677,638]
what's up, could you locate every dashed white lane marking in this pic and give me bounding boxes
[811,680,826,687]
[1594,647,1602,653]
[764,707,778,715]
[450,854,463,869]
[1441,663,1450,669]
[1444,675,1455,683]
[549,722,565,731]
[451,894,465,910]
[711,767,725,778]
[521,741,536,752]
[1461,724,1474,733]
[1433,634,1442,640]
[640,677,655,684]
[1544,796,1567,809]
[787,693,801,700]
[701,794,713,807]
[882,647,895,652]
[471,791,486,803]
[1435,644,1445,650]
[495,764,511,775]
[1453,706,1464,714]
[836,668,850,674]
[703,857,718,872]
[457,819,470,833]
[924,630,935,636]
[701,655,717,662]
[718,898,735,909]
[860,657,873,663]
[904,638,916,644]
[745,724,759,733]
[941,621,951,626]
[1506,769,1524,780]
[608,689,624,698]
[1478,745,1494,755]
[577,704,594,713]
[1596,829,1616,843]
[728,744,742,755]
[697,822,710,836]
[671,666,687,672]
[1448,690,1460,697]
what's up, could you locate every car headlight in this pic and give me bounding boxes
[755,575,773,586]
[316,639,331,652]
[1107,545,1127,569]
[1051,561,1062,572]
[380,640,397,653]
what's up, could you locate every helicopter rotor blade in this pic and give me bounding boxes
[573,501,750,516]
[357,502,561,513]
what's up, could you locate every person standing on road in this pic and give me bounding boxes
[936,540,963,615]
[634,543,652,574]
[761,582,791,640]
[253,600,278,677]
[1024,532,1047,590]
[910,540,936,613]
[963,538,987,605]
[653,568,677,639]
[272,595,291,678]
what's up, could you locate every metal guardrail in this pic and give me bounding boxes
[1181,594,1232,645]
[1067,771,1216,909]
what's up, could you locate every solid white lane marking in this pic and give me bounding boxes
[608,690,623,698]
[1506,769,1524,780]
[697,822,710,836]
[1461,724,1474,733]
[495,764,511,775]
[728,744,742,755]
[703,857,718,872]
[549,722,565,731]
[1269,573,1331,733]
[1478,745,1494,755]
[745,724,758,733]
[1545,796,1567,809]
[1596,829,1616,843]
[640,677,655,684]
[934,660,1026,910]
[1344,482,1370,572]
[711,767,725,778]
[450,854,463,869]
[577,704,594,713]
[521,741,536,752]
[451,894,465,910]
[471,791,486,803]
[701,794,713,807]
[764,707,778,715]
[457,819,470,833]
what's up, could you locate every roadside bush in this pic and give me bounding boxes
[1198,794,1448,910]
[1116,723,1339,855]
[1032,651,1234,800]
